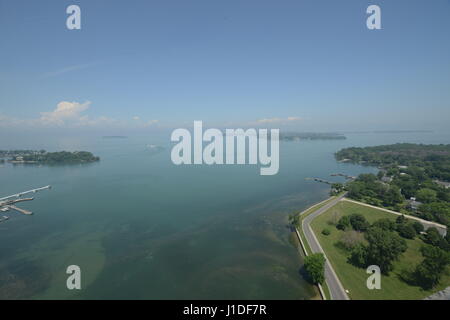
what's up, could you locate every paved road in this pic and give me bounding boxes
[302,194,350,300]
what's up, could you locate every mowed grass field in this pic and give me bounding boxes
[310,200,450,300]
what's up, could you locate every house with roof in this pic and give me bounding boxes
[406,197,422,211]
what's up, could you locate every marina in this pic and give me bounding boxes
[0,186,51,218]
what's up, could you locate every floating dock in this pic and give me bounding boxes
[8,205,32,215]
[0,186,50,216]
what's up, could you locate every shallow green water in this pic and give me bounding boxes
[0,131,448,299]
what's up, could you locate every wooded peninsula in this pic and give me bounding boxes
[0,150,100,164]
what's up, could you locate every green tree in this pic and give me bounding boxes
[365,227,407,274]
[336,216,351,231]
[419,202,450,226]
[423,227,442,247]
[372,218,396,231]
[386,167,399,176]
[416,188,437,204]
[330,183,344,196]
[414,245,450,289]
[396,215,407,225]
[412,221,424,234]
[348,243,368,267]
[383,186,403,206]
[304,253,326,285]
[288,213,300,228]
[349,214,370,232]
[397,223,417,239]
[377,171,384,180]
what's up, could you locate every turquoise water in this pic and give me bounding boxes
[0,131,448,299]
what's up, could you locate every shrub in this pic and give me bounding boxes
[322,228,331,236]
[348,243,368,267]
[412,221,424,234]
[337,216,351,231]
[397,223,417,239]
[349,214,370,232]
[396,215,407,224]
[372,218,396,231]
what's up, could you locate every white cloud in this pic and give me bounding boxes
[39,101,91,126]
[0,101,161,130]
[256,116,302,124]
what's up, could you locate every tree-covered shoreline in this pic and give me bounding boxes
[1,150,100,164]
[336,143,450,181]
[335,143,450,227]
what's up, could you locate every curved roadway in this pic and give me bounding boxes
[301,193,350,300]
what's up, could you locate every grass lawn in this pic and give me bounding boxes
[310,200,450,300]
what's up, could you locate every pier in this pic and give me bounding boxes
[0,185,51,202]
[0,186,51,218]
[10,197,34,203]
[330,173,356,180]
[7,205,32,215]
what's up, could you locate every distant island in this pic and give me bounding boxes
[280,132,346,141]
[102,136,128,139]
[0,150,100,165]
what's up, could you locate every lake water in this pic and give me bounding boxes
[0,131,448,299]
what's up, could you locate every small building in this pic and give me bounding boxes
[433,180,450,189]
[381,176,393,183]
[407,197,422,211]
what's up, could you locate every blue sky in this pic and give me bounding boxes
[1,0,450,133]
